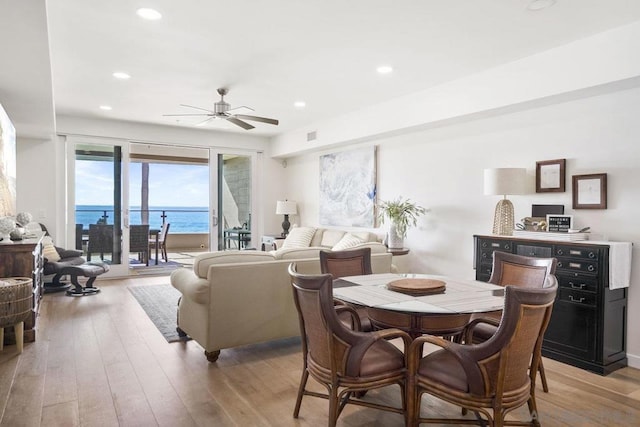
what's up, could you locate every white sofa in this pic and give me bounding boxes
[170,227,393,362]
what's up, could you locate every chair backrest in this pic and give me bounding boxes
[467,284,558,397]
[158,222,170,244]
[489,252,557,289]
[289,263,369,377]
[87,224,114,253]
[75,224,84,250]
[129,224,150,252]
[319,247,372,279]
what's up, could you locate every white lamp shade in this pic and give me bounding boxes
[484,168,527,196]
[276,200,297,215]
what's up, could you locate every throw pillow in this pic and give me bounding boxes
[281,227,317,249]
[332,233,365,251]
[42,237,61,262]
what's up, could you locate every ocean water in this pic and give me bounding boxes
[76,205,209,233]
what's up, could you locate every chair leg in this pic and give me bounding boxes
[14,322,24,353]
[293,369,309,418]
[538,360,549,393]
[328,385,339,427]
[0,328,4,351]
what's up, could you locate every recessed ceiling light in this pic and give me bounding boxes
[136,8,162,20]
[99,105,112,111]
[527,0,556,11]
[294,101,306,108]
[112,72,131,80]
[376,65,393,74]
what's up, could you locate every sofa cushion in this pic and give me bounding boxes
[271,247,323,260]
[281,226,316,249]
[332,233,365,250]
[193,251,275,278]
[320,229,346,247]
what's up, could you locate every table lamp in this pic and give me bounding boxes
[484,168,526,236]
[276,200,297,237]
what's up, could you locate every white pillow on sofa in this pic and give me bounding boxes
[281,227,317,249]
[332,233,365,251]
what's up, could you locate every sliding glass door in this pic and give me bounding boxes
[209,150,258,251]
[68,137,130,277]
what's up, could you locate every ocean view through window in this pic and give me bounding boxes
[75,205,209,233]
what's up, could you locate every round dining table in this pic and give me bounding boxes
[332,273,505,339]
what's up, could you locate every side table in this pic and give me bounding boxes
[261,234,285,251]
[0,277,33,353]
[387,247,410,273]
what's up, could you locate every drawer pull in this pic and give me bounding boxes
[587,265,595,272]
[557,249,564,256]
[569,282,586,290]
[505,244,511,250]
[569,295,586,303]
[588,251,596,259]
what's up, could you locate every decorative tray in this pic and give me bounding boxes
[387,278,446,296]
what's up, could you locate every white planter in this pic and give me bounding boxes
[387,223,404,249]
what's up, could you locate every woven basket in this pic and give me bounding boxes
[0,277,33,327]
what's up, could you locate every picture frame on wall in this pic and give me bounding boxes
[573,173,607,209]
[536,158,566,193]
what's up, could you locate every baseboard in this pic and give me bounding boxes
[627,352,640,369]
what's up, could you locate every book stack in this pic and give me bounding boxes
[512,230,590,241]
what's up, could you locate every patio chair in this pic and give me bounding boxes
[129,224,150,266]
[150,222,170,263]
[87,224,114,261]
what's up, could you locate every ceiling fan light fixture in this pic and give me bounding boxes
[136,8,162,20]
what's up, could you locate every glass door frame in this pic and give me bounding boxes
[209,148,260,251]
[65,135,132,277]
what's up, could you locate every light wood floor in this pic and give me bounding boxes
[1,276,639,426]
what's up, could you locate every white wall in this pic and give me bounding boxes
[282,87,640,368]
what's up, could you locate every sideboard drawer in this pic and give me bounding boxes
[557,274,599,293]
[556,259,598,274]
[558,288,597,307]
[554,245,601,260]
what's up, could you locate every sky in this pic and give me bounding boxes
[75,160,209,207]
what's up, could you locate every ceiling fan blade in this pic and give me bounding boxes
[226,117,255,130]
[163,113,211,117]
[234,114,279,126]
[179,104,214,113]
[195,117,215,127]
[227,105,255,113]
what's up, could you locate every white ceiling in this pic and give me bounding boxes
[3,1,640,139]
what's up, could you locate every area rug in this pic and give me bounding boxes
[128,284,190,343]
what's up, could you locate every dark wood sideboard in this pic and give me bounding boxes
[0,236,44,343]
[474,234,628,375]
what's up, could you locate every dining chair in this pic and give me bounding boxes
[320,247,373,331]
[288,263,412,427]
[87,224,114,261]
[465,251,557,393]
[150,222,170,262]
[129,224,150,266]
[407,284,558,427]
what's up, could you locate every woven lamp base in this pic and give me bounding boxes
[492,198,514,236]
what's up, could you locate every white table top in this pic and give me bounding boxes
[333,273,505,315]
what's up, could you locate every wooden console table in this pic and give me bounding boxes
[0,235,44,344]
[474,234,630,375]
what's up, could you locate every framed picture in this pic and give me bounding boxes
[546,214,573,232]
[536,159,566,193]
[573,173,607,209]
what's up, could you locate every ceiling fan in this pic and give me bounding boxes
[164,88,279,130]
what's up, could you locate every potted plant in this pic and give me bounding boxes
[378,197,426,249]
